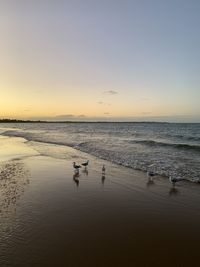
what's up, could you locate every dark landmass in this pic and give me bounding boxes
[0,119,199,124]
[0,119,44,123]
[0,119,170,123]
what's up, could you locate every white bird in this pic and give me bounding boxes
[102,165,106,174]
[169,176,184,186]
[147,164,156,178]
[73,162,81,171]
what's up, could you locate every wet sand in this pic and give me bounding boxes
[0,137,200,266]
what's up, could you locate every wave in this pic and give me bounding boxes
[164,133,200,142]
[131,140,200,151]
[186,136,200,142]
[74,142,200,183]
[2,129,200,155]
[1,130,76,148]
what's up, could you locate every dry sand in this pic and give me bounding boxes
[0,136,200,266]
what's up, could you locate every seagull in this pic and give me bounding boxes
[102,165,106,174]
[82,160,89,168]
[147,171,155,178]
[147,163,156,178]
[73,162,81,172]
[169,176,185,186]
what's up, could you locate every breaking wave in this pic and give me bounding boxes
[131,140,200,151]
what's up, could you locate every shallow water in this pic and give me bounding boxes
[0,122,200,182]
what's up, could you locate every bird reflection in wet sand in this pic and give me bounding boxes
[82,168,88,176]
[102,165,106,175]
[169,186,179,196]
[0,160,30,215]
[146,176,155,188]
[101,174,106,185]
[73,172,80,188]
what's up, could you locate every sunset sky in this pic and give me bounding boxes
[0,0,200,122]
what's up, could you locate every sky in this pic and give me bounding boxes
[0,0,200,122]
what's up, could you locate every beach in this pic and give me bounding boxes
[1,0,200,265]
[0,135,200,266]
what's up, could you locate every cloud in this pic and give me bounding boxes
[104,112,110,115]
[141,112,151,115]
[78,114,86,118]
[103,90,118,95]
[55,114,74,119]
[54,114,86,120]
[97,101,111,106]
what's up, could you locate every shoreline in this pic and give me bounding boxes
[1,132,200,184]
[1,122,200,184]
[1,136,200,266]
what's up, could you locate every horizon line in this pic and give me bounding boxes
[0,119,199,124]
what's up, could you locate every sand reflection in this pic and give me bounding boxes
[146,176,155,188]
[82,168,88,176]
[0,160,30,214]
[101,174,106,185]
[73,171,80,188]
[169,186,179,196]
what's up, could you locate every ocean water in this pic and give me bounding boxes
[0,122,199,182]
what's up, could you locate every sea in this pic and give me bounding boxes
[0,122,199,183]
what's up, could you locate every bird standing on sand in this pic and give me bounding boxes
[73,162,81,172]
[147,171,155,178]
[147,163,156,178]
[169,176,184,186]
[82,160,89,168]
[102,165,106,174]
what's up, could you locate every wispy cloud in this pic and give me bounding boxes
[78,114,86,118]
[141,112,151,115]
[55,114,74,119]
[97,101,111,106]
[54,114,86,120]
[103,90,118,95]
[104,112,110,115]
